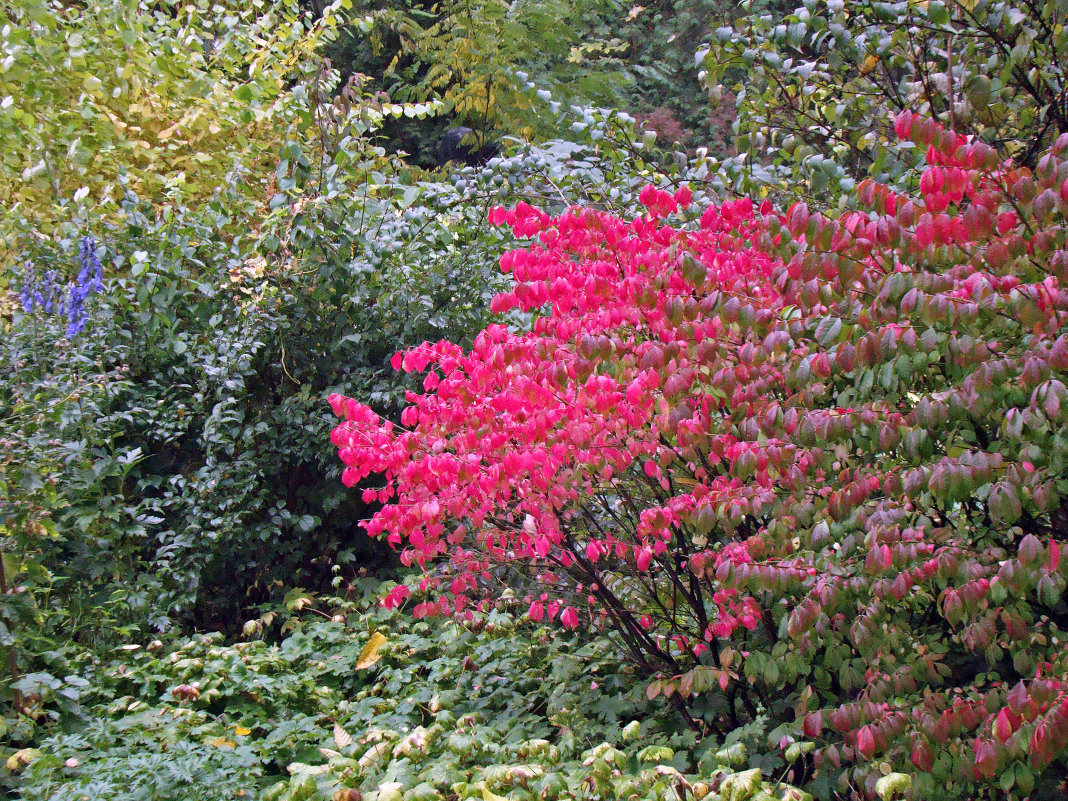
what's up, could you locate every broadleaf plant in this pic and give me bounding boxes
[331,116,1068,798]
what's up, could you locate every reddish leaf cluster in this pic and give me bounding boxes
[330,115,1068,796]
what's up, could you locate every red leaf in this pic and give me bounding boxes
[803,711,823,738]
[1019,533,1043,566]
[910,740,933,772]
[992,708,1014,743]
[857,726,876,758]
[973,739,998,779]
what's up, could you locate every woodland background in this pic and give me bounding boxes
[1,0,1067,799]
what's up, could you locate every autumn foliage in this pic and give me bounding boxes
[330,115,1068,796]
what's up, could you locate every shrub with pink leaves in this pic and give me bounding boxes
[331,115,1068,798]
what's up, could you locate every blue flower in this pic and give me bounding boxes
[18,261,36,312]
[16,235,104,338]
[65,235,104,337]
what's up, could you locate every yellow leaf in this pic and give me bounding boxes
[234,725,252,736]
[859,54,879,75]
[211,737,236,748]
[480,784,510,801]
[333,722,353,749]
[355,632,387,669]
[157,122,180,141]
[102,108,127,134]
[5,748,43,773]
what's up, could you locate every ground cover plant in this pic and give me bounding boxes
[6,591,807,801]
[329,116,1068,799]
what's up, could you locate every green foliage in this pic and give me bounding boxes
[2,176,471,630]
[324,0,631,155]
[0,11,467,654]
[0,0,357,237]
[405,0,627,127]
[6,593,806,801]
[698,0,1068,206]
[618,0,736,153]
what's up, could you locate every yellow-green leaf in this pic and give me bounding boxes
[355,632,387,669]
[5,749,43,773]
[875,773,912,800]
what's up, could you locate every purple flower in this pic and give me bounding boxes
[17,235,104,338]
[65,235,104,337]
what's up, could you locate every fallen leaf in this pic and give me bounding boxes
[334,722,353,749]
[355,632,387,669]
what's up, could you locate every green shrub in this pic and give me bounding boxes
[698,0,1068,206]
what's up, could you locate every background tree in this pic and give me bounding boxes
[697,0,1068,206]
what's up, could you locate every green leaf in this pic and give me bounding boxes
[926,2,950,25]
[875,773,912,800]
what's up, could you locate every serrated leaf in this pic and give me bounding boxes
[334,722,353,749]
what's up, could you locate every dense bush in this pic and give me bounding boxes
[329,116,1068,799]
[1,169,486,631]
[698,0,1068,205]
[0,0,356,236]
[1,101,695,641]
